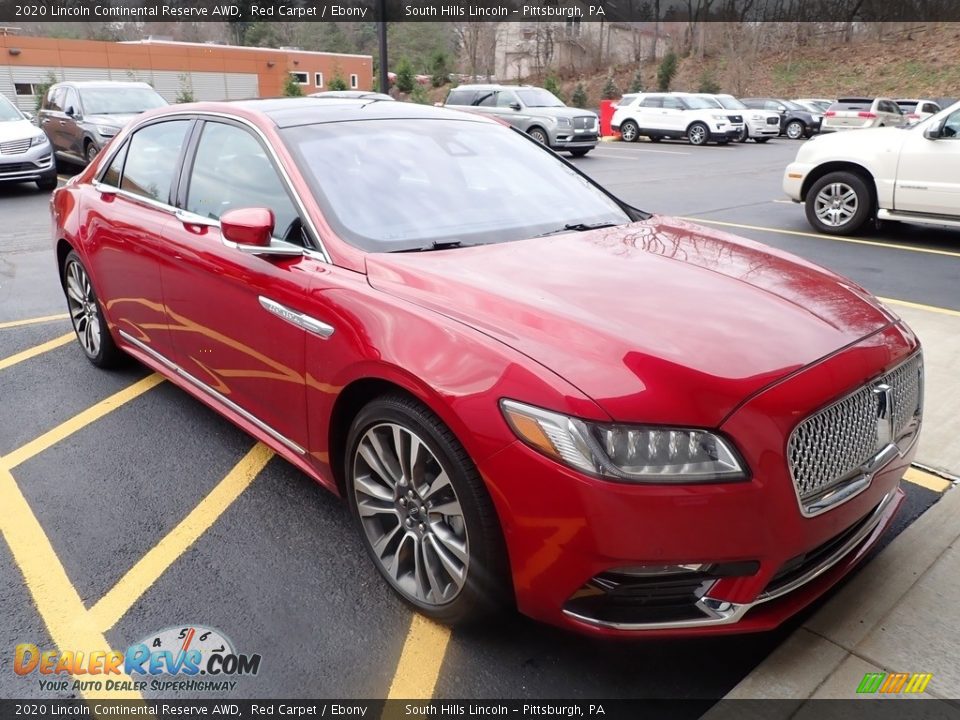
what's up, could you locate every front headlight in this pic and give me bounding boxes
[751,113,764,121]
[96,126,121,137]
[556,117,572,128]
[500,399,747,483]
[29,134,48,147]
[711,114,728,122]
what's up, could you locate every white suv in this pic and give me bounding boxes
[612,92,743,146]
[694,93,780,143]
[783,101,960,235]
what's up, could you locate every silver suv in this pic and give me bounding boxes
[39,81,167,166]
[0,92,56,191]
[444,84,599,157]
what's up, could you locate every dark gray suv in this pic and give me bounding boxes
[444,84,599,157]
[39,81,168,166]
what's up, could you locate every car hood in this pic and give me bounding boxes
[802,126,909,157]
[0,119,45,143]
[366,218,896,426]
[529,106,597,119]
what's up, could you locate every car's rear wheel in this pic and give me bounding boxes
[805,171,873,235]
[619,120,639,143]
[687,122,709,146]
[786,120,806,139]
[528,127,548,145]
[648,135,661,143]
[62,250,124,368]
[345,394,509,626]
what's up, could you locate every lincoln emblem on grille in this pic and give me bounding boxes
[873,382,894,448]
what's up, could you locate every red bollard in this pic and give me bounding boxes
[599,99,619,140]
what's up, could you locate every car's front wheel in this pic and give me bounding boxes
[619,120,639,143]
[569,149,590,158]
[528,127,548,145]
[62,250,124,368]
[687,122,709,146]
[84,141,99,165]
[36,172,57,192]
[785,120,806,139]
[737,126,749,143]
[754,137,770,143]
[345,394,509,626]
[805,171,873,235]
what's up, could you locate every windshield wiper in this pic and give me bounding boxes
[394,240,469,253]
[534,222,619,238]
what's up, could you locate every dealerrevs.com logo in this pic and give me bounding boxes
[14,625,261,693]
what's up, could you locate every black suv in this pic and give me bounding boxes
[39,81,167,166]
[740,98,822,139]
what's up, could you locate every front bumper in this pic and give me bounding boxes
[747,119,781,137]
[480,323,919,636]
[0,142,55,183]
[709,128,742,142]
[552,131,599,150]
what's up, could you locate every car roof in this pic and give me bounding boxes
[160,97,496,129]
[52,81,154,89]
[836,97,876,103]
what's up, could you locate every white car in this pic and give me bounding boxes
[821,97,907,132]
[0,93,57,191]
[793,98,833,113]
[896,99,942,125]
[694,93,780,143]
[783,101,960,235]
[611,92,743,146]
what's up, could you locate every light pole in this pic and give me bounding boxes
[377,0,389,94]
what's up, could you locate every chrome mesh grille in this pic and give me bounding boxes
[574,116,597,130]
[0,138,32,155]
[788,354,923,501]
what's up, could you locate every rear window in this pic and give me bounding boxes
[831,99,874,111]
[897,101,919,112]
[444,89,476,106]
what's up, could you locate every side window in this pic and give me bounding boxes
[46,87,64,112]
[661,96,684,110]
[444,89,474,106]
[100,141,128,188]
[764,101,781,112]
[63,88,80,116]
[475,92,496,107]
[185,122,302,242]
[639,96,662,108]
[120,120,190,204]
[925,103,941,114]
[941,109,960,139]
[496,91,519,108]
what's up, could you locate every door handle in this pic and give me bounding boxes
[59,120,66,126]
[259,296,335,339]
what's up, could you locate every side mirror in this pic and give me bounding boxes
[65,106,75,117]
[777,106,787,113]
[509,102,521,111]
[924,121,944,140]
[221,207,274,248]
[22,111,34,120]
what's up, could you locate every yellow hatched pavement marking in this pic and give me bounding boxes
[89,442,274,632]
[386,615,452,699]
[903,467,952,493]
[878,297,960,319]
[3,374,165,470]
[0,313,70,330]
[0,332,74,372]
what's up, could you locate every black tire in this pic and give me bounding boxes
[84,141,99,165]
[687,121,709,146]
[736,126,749,143]
[648,135,662,143]
[619,120,639,143]
[754,137,770,144]
[569,149,590,157]
[804,171,874,236]
[527,127,548,145]
[785,120,806,140]
[345,394,510,627]
[36,173,57,192]
[61,250,125,368]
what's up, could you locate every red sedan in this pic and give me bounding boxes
[51,99,922,636]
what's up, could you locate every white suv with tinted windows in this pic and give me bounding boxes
[611,93,742,146]
[784,101,960,234]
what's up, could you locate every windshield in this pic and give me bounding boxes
[716,96,746,110]
[683,96,716,110]
[516,88,565,108]
[282,119,630,252]
[0,95,23,122]
[695,95,723,109]
[79,88,168,115]
[782,100,805,112]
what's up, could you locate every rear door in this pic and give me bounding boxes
[634,95,662,130]
[40,87,68,154]
[894,107,960,217]
[878,100,905,127]
[60,87,85,159]
[660,95,686,132]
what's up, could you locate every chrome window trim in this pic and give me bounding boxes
[563,490,896,631]
[118,329,307,456]
[96,110,332,264]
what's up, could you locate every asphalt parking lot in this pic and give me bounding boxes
[0,137,956,705]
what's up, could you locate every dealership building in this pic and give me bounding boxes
[0,33,372,111]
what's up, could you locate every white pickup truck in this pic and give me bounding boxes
[784,101,960,234]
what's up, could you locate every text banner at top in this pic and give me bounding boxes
[2,0,960,23]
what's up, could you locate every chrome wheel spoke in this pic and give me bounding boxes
[426,533,466,584]
[422,470,451,503]
[354,472,393,502]
[431,523,469,565]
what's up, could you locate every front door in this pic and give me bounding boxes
[894,108,960,217]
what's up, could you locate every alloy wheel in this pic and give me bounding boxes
[620,122,638,142]
[352,422,469,606]
[814,182,859,228]
[688,124,707,145]
[786,121,804,139]
[65,260,101,357]
[529,129,548,145]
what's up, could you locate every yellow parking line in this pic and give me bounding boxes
[878,297,960,319]
[0,313,69,330]
[89,442,274,633]
[678,217,960,259]
[3,374,165,470]
[0,332,74,372]
[0,463,142,700]
[903,467,952,493]
[387,614,452,699]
